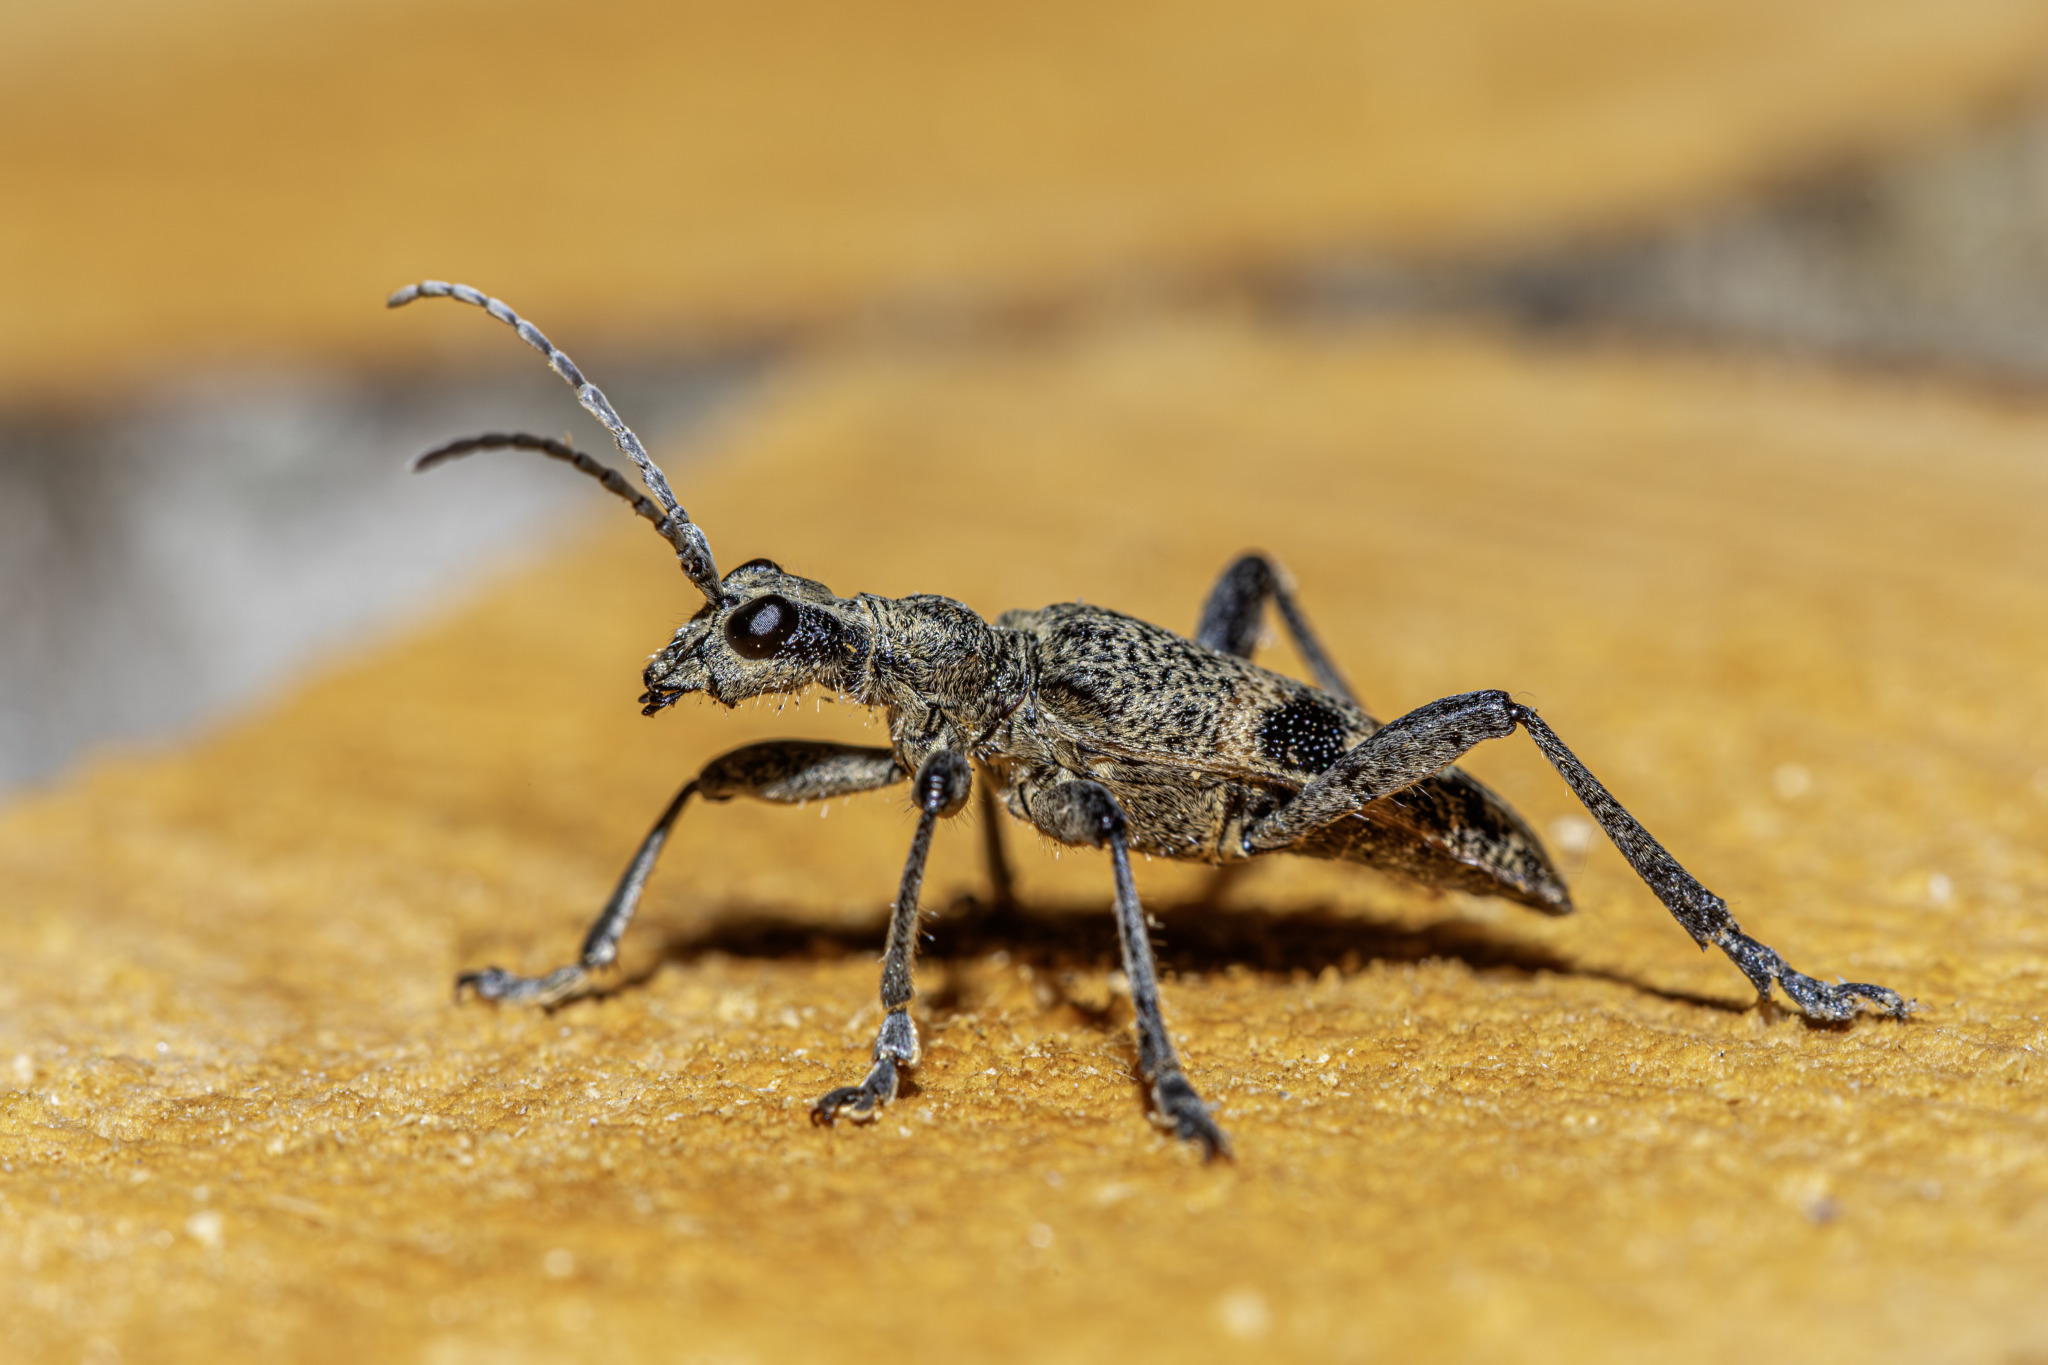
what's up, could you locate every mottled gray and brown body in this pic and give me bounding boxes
[394,281,1914,1162]
[985,602,1565,909]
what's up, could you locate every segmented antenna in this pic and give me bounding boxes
[388,281,723,606]
[413,433,675,535]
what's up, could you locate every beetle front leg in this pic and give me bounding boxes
[975,777,1018,909]
[1033,780,1231,1159]
[812,751,971,1128]
[458,741,906,1007]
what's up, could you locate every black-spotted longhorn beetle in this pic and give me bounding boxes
[392,281,1911,1159]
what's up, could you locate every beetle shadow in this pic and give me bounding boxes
[632,885,1752,1019]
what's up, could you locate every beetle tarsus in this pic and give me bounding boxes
[810,1059,901,1127]
[455,964,589,1007]
[1715,930,1915,1020]
[1153,1071,1232,1160]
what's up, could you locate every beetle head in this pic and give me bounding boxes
[640,558,871,713]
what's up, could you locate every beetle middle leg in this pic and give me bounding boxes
[1196,551,1356,703]
[457,741,906,1006]
[1244,691,1914,1022]
[812,751,972,1127]
[1029,779,1231,1159]
[974,775,1017,909]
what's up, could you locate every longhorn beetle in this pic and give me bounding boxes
[391,280,1912,1159]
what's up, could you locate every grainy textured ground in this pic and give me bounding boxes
[10,0,2048,401]
[5,317,2048,1362]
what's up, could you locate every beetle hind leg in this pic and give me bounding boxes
[1245,690,1914,1022]
[1512,705,1914,1021]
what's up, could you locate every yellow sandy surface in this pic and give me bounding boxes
[5,315,2048,1361]
[10,0,2048,401]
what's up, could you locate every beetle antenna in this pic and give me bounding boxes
[389,281,723,606]
[412,433,679,539]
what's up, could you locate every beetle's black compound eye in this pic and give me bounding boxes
[725,594,800,659]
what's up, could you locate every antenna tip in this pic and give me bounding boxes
[387,280,466,309]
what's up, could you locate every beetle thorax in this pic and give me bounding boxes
[860,593,1026,754]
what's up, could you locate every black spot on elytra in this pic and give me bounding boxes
[1258,698,1349,774]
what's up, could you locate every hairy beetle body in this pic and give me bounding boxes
[393,281,1914,1161]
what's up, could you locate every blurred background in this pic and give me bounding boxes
[9,0,2048,790]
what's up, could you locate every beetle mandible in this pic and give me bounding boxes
[390,281,1912,1159]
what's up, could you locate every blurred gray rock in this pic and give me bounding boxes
[0,359,759,789]
[1292,103,2048,379]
